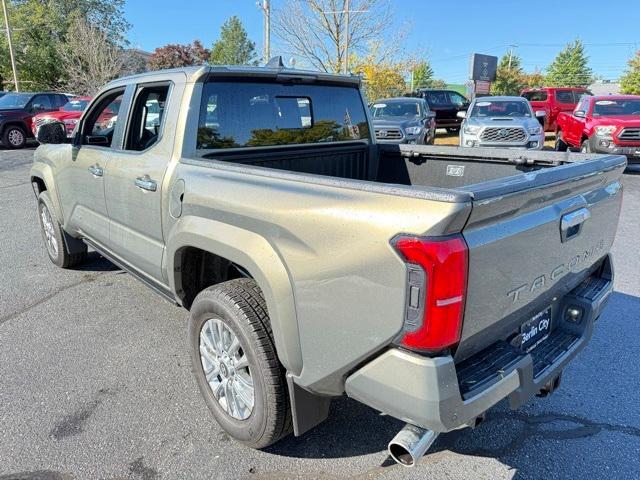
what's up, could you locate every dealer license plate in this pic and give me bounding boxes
[520,307,552,352]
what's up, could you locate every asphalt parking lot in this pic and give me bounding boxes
[1,147,639,480]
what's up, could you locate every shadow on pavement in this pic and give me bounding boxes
[266,291,640,479]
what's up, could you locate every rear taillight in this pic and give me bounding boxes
[393,234,468,352]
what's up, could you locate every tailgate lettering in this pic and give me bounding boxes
[507,239,604,303]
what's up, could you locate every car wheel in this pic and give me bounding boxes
[3,125,27,149]
[446,127,460,134]
[37,191,87,268]
[188,278,292,448]
[554,131,568,152]
[580,139,591,153]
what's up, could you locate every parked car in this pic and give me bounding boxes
[370,97,436,144]
[32,96,92,138]
[416,89,470,133]
[32,65,624,467]
[555,95,640,168]
[458,96,545,150]
[0,92,68,148]
[521,87,590,132]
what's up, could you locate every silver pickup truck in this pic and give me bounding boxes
[31,65,624,467]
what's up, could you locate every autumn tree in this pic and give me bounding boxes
[522,70,546,89]
[148,41,210,70]
[210,16,257,65]
[620,51,640,95]
[490,53,525,95]
[58,15,125,95]
[352,47,408,100]
[273,0,401,73]
[545,40,593,87]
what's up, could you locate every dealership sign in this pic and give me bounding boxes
[469,54,498,81]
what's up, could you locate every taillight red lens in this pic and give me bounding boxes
[394,235,468,352]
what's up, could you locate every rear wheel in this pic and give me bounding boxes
[37,191,87,268]
[3,125,27,149]
[554,131,568,152]
[188,278,292,448]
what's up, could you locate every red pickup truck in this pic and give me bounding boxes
[555,95,640,167]
[521,87,590,132]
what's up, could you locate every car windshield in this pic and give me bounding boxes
[62,99,90,112]
[470,100,532,117]
[0,93,32,109]
[370,102,420,118]
[593,99,640,116]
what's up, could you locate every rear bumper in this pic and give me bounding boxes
[345,255,613,432]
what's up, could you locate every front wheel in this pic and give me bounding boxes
[3,125,27,149]
[37,191,87,268]
[188,278,292,448]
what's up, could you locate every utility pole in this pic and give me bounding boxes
[508,44,517,72]
[1,0,19,92]
[258,0,271,62]
[343,0,349,74]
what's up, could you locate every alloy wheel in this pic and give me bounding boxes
[199,318,254,420]
[40,203,58,258]
[8,128,24,147]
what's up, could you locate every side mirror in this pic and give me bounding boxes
[36,121,67,144]
[535,110,546,118]
[456,110,467,119]
[574,110,586,118]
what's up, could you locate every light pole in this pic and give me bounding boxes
[1,0,19,91]
[257,0,271,62]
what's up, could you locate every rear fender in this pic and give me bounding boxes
[166,215,302,375]
[29,162,64,221]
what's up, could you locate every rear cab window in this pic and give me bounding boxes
[555,90,576,104]
[522,91,548,102]
[196,81,370,151]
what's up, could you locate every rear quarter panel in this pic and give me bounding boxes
[168,159,471,394]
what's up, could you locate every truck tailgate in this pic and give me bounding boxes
[456,154,625,361]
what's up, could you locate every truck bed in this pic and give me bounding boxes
[191,143,625,388]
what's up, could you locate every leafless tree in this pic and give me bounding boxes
[273,0,403,73]
[58,15,125,95]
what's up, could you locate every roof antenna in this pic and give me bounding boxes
[265,56,285,68]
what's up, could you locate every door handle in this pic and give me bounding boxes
[88,164,103,177]
[135,175,157,192]
[560,207,591,242]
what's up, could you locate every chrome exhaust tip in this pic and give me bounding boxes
[388,424,439,467]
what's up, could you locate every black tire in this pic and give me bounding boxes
[446,127,460,134]
[37,191,87,268]
[581,138,591,153]
[188,278,292,448]
[3,125,27,149]
[554,131,568,152]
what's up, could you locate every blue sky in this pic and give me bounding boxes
[125,0,639,82]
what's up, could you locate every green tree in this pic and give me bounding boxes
[412,61,433,89]
[0,0,129,91]
[491,53,525,95]
[545,40,593,87]
[522,70,546,89]
[620,50,640,95]
[209,16,257,65]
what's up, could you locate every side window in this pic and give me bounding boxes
[31,94,52,111]
[448,92,467,107]
[55,95,68,108]
[555,90,575,104]
[80,89,124,148]
[124,84,170,151]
